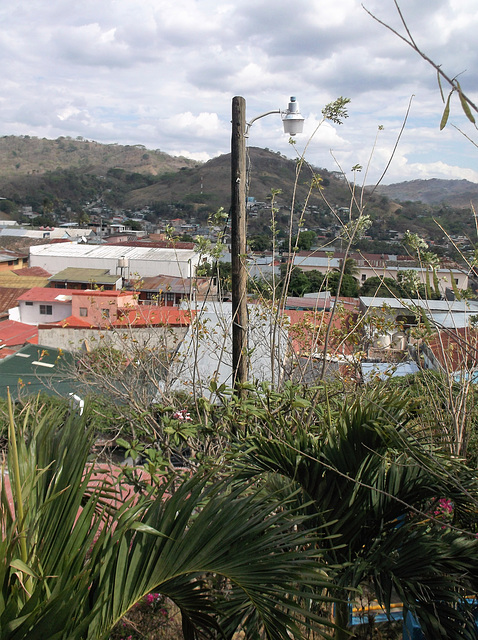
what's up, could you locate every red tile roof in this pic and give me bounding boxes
[43,306,194,330]
[0,320,38,347]
[284,308,356,357]
[48,315,96,329]
[11,267,52,277]
[424,327,478,373]
[114,306,193,327]
[16,288,77,302]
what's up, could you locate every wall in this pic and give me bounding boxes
[37,324,189,354]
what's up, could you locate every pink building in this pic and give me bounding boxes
[70,290,138,326]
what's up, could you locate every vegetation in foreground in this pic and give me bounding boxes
[1,379,477,640]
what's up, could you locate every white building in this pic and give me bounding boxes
[167,301,289,398]
[0,227,94,241]
[13,289,77,325]
[28,243,201,279]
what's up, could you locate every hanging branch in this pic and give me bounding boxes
[363,0,478,129]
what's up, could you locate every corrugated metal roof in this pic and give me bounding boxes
[0,276,49,289]
[360,297,478,312]
[49,267,119,284]
[0,248,27,261]
[5,267,51,277]
[0,343,77,400]
[0,288,31,314]
[30,243,197,261]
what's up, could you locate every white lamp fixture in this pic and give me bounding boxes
[245,96,305,137]
[281,96,305,135]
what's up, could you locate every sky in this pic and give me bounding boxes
[1,0,477,185]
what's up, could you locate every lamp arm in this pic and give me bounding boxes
[245,109,281,137]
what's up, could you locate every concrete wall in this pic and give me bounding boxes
[37,324,189,354]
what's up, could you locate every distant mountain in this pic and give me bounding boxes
[0,135,197,178]
[374,178,478,208]
[122,147,346,209]
[1,135,478,250]
[0,138,352,212]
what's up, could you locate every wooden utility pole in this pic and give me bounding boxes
[231,96,248,395]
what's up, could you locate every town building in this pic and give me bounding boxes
[134,275,217,306]
[0,248,28,272]
[279,250,469,295]
[48,267,122,290]
[29,243,202,279]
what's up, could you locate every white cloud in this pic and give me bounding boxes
[166,112,225,139]
[0,0,476,184]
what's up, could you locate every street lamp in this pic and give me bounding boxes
[231,96,304,395]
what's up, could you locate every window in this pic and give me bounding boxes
[40,305,52,315]
[79,307,88,317]
[25,301,33,306]
[361,274,366,282]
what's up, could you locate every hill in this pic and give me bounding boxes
[122,147,351,210]
[0,135,477,250]
[0,135,197,178]
[0,138,354,213]
[374,178,478,208]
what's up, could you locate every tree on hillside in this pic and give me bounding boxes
[361,276,403,298]
[126,218,142,231]
[291,229,316,250]
[337,256,358,277]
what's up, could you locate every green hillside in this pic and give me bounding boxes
[0,135,196,178]
[0,136,476,252]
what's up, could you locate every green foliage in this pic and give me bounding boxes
[360,276,404,298]
[322,97,351,124]
[0,395,335,640]
[285,267,359,297]
[285,266,312,296]
[248,233,271,251]
[291,229,316,250]
[125,218,142,231]
[360,274,430,299]
[324,271,359,296]
[199,259,232,290]
[236,385,478,639]
[0,199,17,215]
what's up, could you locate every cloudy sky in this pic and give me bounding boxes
[1,0,477,184]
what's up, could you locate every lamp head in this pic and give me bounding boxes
[282,96,304,136]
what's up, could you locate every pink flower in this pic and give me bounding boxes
[173,409,192,422]
[145,592,162,606]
